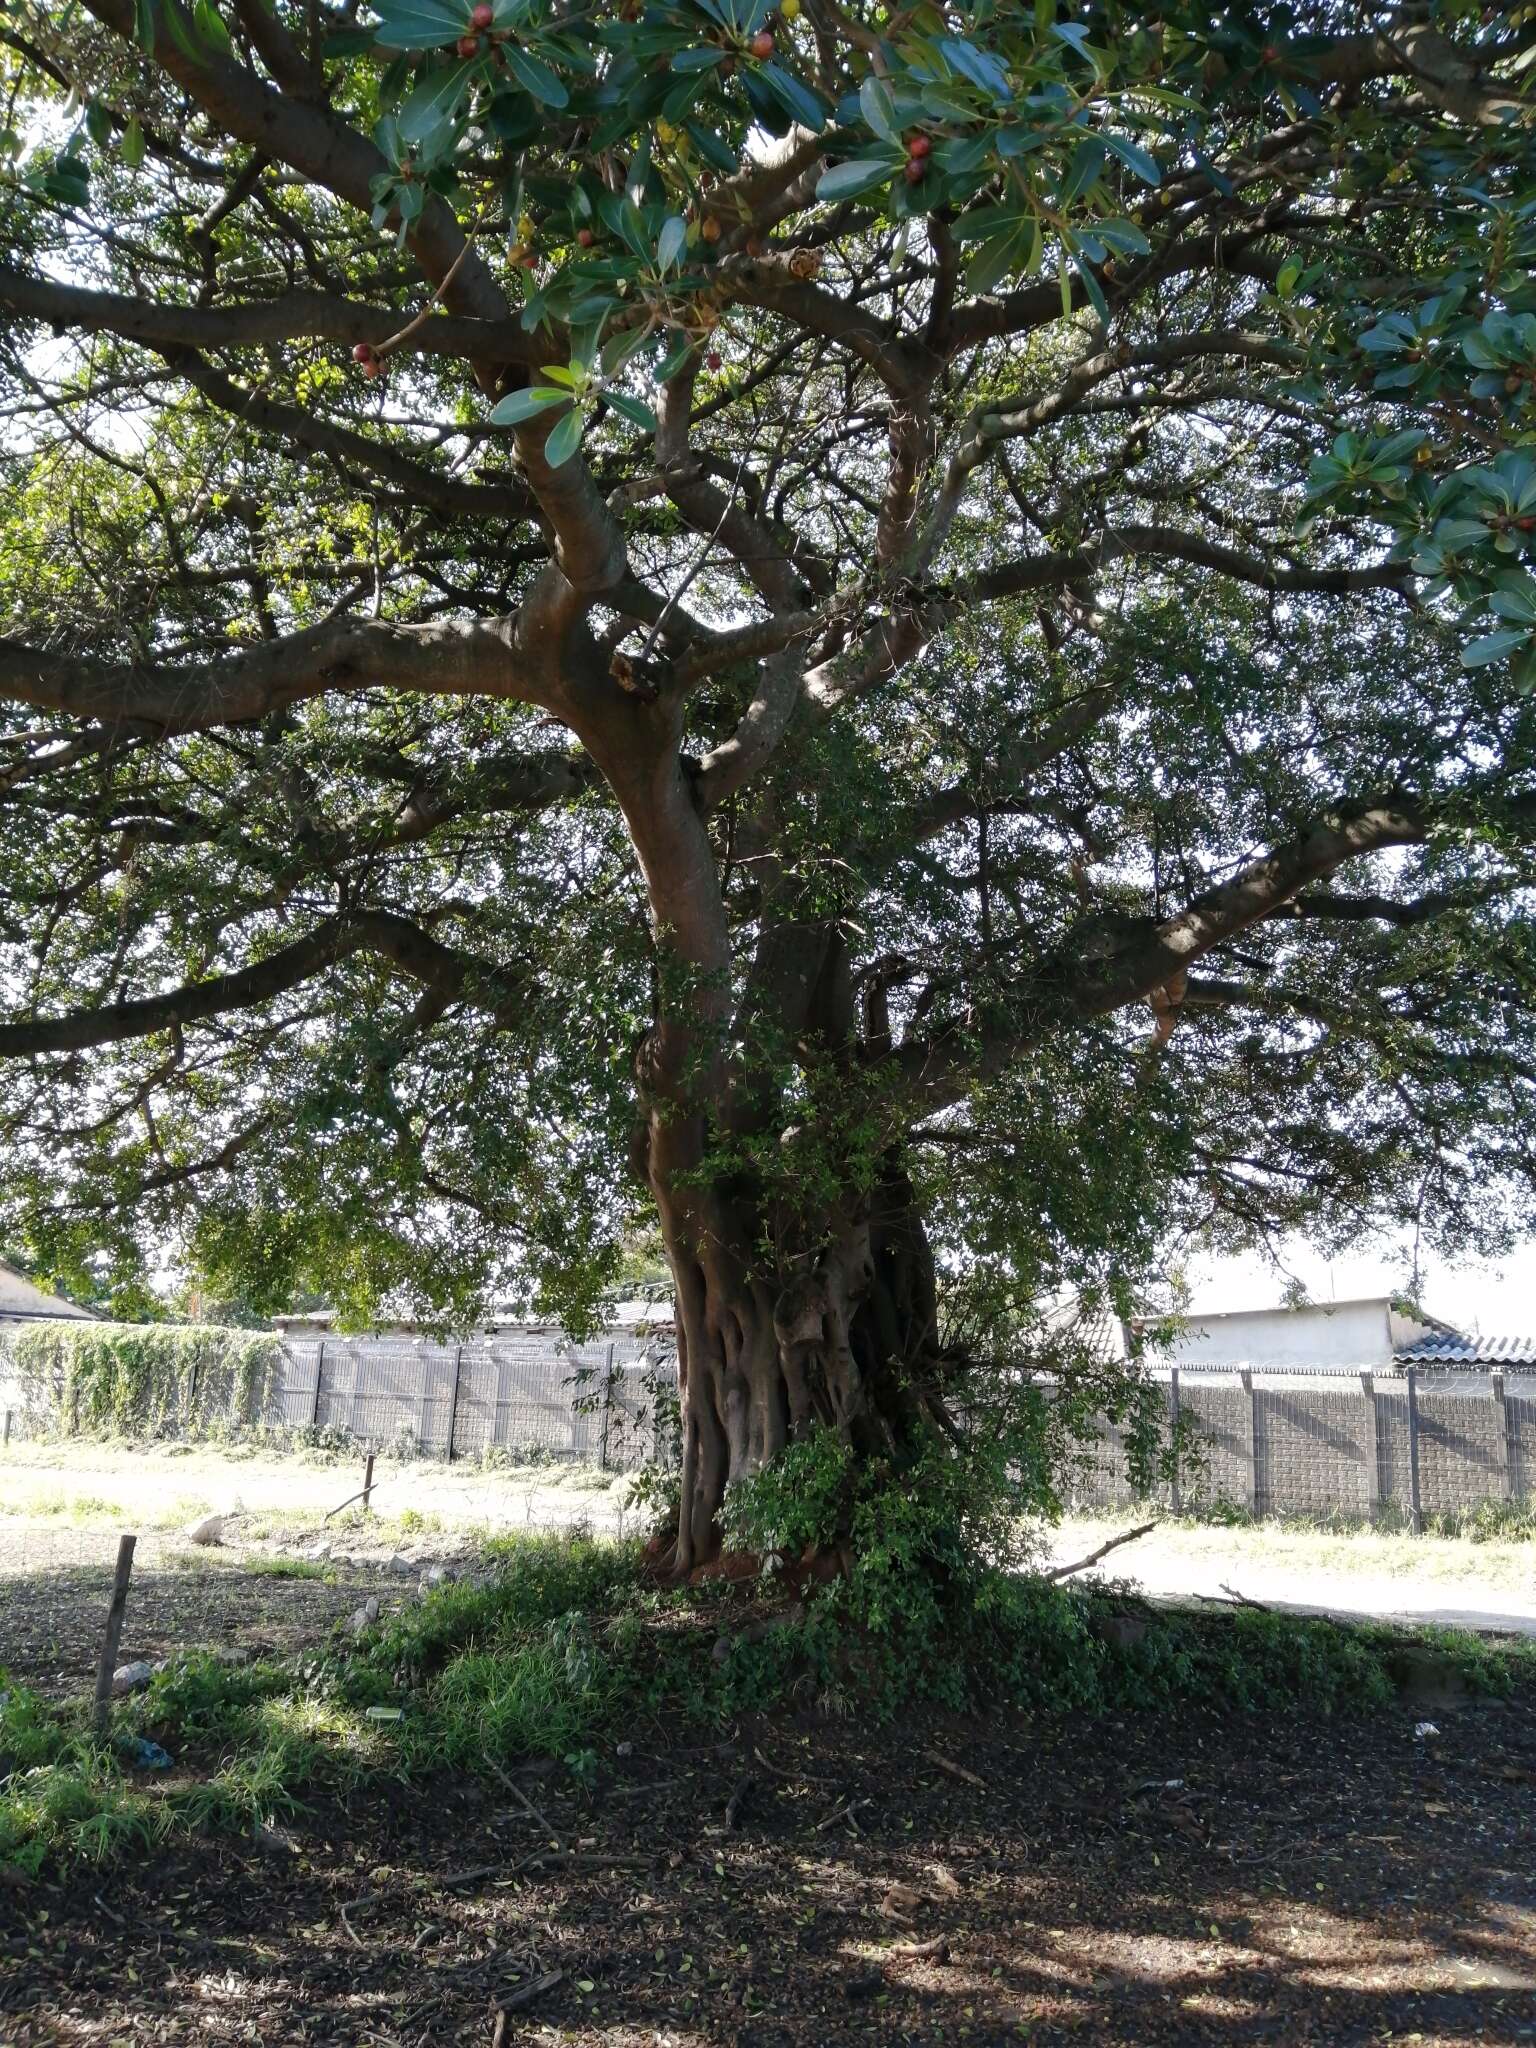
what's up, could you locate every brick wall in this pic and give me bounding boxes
[1069,1370,1536,1522]
[266,1335,678,1470]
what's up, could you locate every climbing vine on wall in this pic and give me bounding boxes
[1,1322,281,1438]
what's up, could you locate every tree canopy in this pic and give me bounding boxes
[1,0,1534,1558]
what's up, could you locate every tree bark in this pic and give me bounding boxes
[645,1120,949,1575]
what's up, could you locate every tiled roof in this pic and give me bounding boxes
[1395,1332,1536,1366]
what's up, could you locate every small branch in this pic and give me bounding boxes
[483,1750,563,1847]
[1044,1520,1158,1582]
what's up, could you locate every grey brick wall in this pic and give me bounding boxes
[1069,1370,1536,1522]
[266,1335,678,1470]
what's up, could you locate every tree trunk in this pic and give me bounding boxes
[646,1112,949,1575]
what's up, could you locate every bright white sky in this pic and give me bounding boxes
[1185,1236,1536,1337]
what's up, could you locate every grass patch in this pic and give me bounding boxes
[243,1555,335,1582]
[4,1529,1533,1879]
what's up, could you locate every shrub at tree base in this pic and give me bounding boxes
[1,1320,281,1440]
[2,1531,1531,1876]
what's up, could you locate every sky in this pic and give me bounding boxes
[1184,1236,1536,1337]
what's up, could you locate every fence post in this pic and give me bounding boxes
[1238,1370,1257,1512]
[598,1341,616,1471]
[1405,1365,1423,1535]
[1491,1371,1511,1499]
[1168,1366,1181,1514]
[1358,1371,1380,1522]
[3,1408,10,1447]
[310,1339,327,1429]
[418,1345,432,1452]
[445,1344,464,1463]
[347,1346,368,1441]
[92,1533,137,1737]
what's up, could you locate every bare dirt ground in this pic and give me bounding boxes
[0,1437,635,1541]
[6,1446,1536,2042]
[0,1440,639,1697]
[4,1695,1535,2046]
[1047,1514,1536,1638]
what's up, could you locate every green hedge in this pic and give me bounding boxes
[0,1320,280,1439]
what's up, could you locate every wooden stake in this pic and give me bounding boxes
[92,1533,137,1736]
[362,1450,375,1513]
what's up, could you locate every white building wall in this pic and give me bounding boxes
[1153,1298,1407,1370]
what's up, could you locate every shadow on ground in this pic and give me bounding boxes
[4,1688,1535,2045]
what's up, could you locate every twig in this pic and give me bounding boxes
[377,228,478,361]
[325,1482,383,1522]
[491,1970,566,2041]
[1220,1582,1271,1610]
[889,1934,950,1960]
[922,1748,987,1790]
[1044,1520,1158,1581]
[815,1796,872,1833]
[439,1851,653,1889]
[1196,1583,1272,1611]
[338,1904,368,1952]
[92,1893,126,1928]
[607,1777,690,1800]
[483,1751,563,1846]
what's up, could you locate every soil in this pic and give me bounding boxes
[4,1696,1535,2046]
[0,1532,399,1696]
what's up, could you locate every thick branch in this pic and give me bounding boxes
[0,614,539,733]
[0,909,528,1058]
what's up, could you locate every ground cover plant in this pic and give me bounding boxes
[3,1526,1532,1879]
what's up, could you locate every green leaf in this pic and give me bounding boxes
[757,61,825,134]
[859,76,901,146]
[600,324,649,376]
[1058,137,1106,206]
[371,0,471,51]
[132,0,155,52]
[604,389,658,432]
[1103,132,1160,186]
[542,404,585,467]
[656,213,687,274]
[966,218,1033,297]
[395,61,476,147]
[1490,580,1536,625]
[816,155,898,203]
[941,37,1011,102]
[504,44,569,107]
[488,385,571,425]
[1462,629,1530,667]
[656,337,695,382]
[121,116,145,169]
[194,0,234,56]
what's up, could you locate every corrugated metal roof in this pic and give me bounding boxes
[1395,1332,1536,1366]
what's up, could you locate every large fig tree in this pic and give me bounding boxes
[1,2,1534,1566]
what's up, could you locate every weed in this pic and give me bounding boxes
[5,1524,1535,1881]
[245,1556,334,1581]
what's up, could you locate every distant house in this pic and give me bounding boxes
[0,1259,98,1327]
[1125,1295,1534,1376]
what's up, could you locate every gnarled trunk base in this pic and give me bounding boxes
[651,1151,950,1575]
